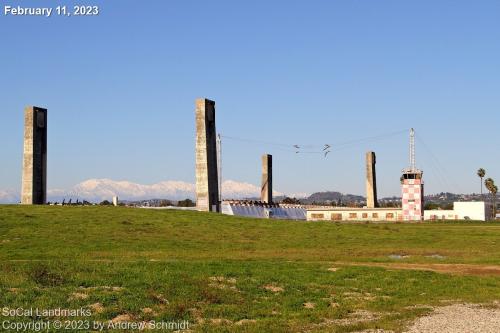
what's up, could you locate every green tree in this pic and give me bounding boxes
[177,199,195,207]
[477,168,486,196]
[281,197,301,204]
[424,202,440,210]
[159,200,173,207]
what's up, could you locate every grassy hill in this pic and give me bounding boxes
[0,205,499,332]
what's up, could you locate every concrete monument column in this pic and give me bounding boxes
[21,106,47,205]
[365,151,378,208]
[195,98,219,212]
[261,154,272,203]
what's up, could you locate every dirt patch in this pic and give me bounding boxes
[111,314,132,323]
[141,307,156,315]
[321,309,382,327]
[343,291,377,301]
[235,319,257,325]
[209,276,239,291]
[88,303,105,314]
[69,292,88,301]
[210,318,232,325]
[79,286,124,292]
[343,291,363,297]
[303,302,316,309]
[263,284,284,293]
[151,293,169,305]
[327,267,339,272]
[188,308,204,324]
[404,303,500,332]
[209,276,236,284]
[335,262,500,276]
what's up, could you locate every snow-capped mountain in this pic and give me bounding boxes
[56,179,196,202]
[0,178,284,203]
[220,180,283,199]
[0,178,299,203]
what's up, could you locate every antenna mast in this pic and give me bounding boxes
[217,133,222,202]
[409,128,415,171]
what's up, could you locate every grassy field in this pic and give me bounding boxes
[0,205,499,332]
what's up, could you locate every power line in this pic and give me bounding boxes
[415,134,462,193]
[220,128,408,155]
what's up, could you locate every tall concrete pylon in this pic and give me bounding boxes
[195,98,219,212]
[261,154,272,203]
[365,151,378,208]
[21,106,47,205]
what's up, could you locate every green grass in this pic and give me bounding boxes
[0,205,499,332]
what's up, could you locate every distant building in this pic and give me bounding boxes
[112,196,118,206]
[307,207,402,222]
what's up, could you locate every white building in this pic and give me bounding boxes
[424,201,493,221]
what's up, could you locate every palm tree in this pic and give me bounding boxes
[485,178,494,193]
[485,178,496,218]
[477,168,486,196]
[492,185,498,218]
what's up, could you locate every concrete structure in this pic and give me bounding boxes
[365,151,378,208]
[222,200,306,220]
[112,196,118,207]
[21,106,47,204]
[307,207,403,222]
[195,98,219,212]
[261,154,272,203]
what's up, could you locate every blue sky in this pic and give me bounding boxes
[1,0,499,197]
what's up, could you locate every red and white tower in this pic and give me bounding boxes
[401,128,424,221]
